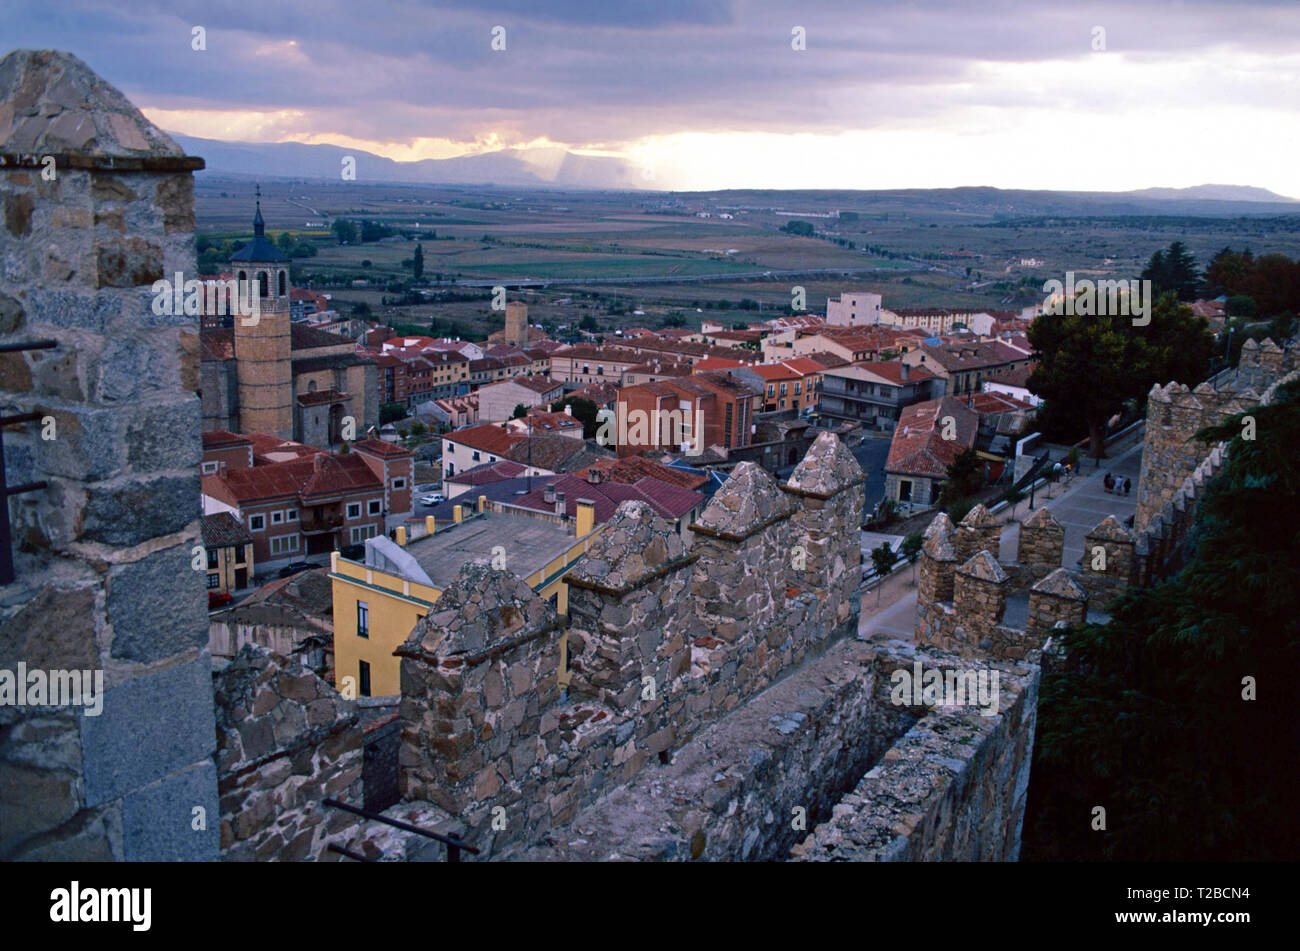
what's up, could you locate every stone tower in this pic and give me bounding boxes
[505,301,528,349]
[0,49,218,860]
[230,190,292,438]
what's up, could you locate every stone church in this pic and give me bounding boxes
[200,199,377,447]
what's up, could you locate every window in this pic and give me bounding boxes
[899,480,912,502]
[249,514,265,531]
[201,461,218,475]
[359,660,371,698]
[207,548,219,570]
[780,383,788,396]
[278,271,287,296]
[206,574,220,589]
[286,509,297,522]
[767,384,775,397]
[446,462,455,476]
[357,601,369,638]
[794,382,801,394]
[392,478,406,490]
[350,525,378,544]
[270,535,299,556]
[368,500,382,515]
[271,510,284,525]
[346,503,361,519]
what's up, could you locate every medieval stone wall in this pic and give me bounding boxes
[395,435,866,857]
[1,49,218,861]
[213,645,362,861]
[792,647,1039,862]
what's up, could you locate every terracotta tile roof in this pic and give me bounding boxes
[913,341,1019,373]
[518,410,582,432]
[297,388,348,406]
[200,327,234,362]
[780,357,829,375]
[568,382,620,407]
[444,422,527,456]
[481,375,563,395]
[626,361,692,377]
[578,455,709,491]
[352,438,413,458]
[208,451,383,504]
[244,433,323,465]
[693,357,750,372]
[503,434,613,472]
[984,363,1036,389]
[691,370,762,400]
[885,396,979,478]
[800,351,850,369]
[291,322,349,351]
[201,512,252,549]
[846,360,937,385]
[202,430,250,449]
[967,391,1035,415]
[509,474,703,522]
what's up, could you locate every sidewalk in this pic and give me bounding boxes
[858,427,1146,642]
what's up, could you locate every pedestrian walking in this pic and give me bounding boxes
[1104,472,1113,493]
[1123,477,1131,496]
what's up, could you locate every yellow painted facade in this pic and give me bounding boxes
[329,503,600,698]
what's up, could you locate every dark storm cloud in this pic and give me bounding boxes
[2,0,1297,147]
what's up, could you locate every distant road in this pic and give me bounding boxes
[432,264,928,288]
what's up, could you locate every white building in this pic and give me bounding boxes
[826,292,883,327]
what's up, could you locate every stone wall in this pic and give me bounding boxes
[0,49,218,861]
[396,434,865,857]
[792,647,1040,862]
[504,639,916,861]
[213,645,362,861]
[1135,337,1298,532]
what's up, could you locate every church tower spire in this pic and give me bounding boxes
[253,183,265,237]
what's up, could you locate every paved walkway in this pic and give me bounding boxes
[858,427,1145,643]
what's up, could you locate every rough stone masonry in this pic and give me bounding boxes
[0,49,218,861]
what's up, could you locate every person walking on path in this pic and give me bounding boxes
[1123,476,1131,496]
[1104,472,1114,493]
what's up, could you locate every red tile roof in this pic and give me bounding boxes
[444,422,527,456]
[510,473,703,522]
[577,455,709,491]
[297,388,348,406]
[885,397,979,478]
[352,438,413,458]
[202,430,250,449]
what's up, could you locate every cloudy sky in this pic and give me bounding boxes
[4,0,1299,194]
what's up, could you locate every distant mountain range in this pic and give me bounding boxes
[169,133,644,189]
[170,133,1299,213]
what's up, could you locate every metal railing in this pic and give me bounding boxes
[323,798,479,862]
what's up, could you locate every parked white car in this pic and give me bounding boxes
[419,493,445,506]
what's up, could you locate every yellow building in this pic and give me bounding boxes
[329,497,599,698]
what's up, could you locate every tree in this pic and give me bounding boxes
[901,532,924,584]
[380,402,407,425]
[413,242,424,280]
[512,403,528,420]
[579,314,599,333]
[662,311,687,328]
[1225,294,1257,318]
[870,542,899,602]
[550,396,600,438]
[939,448,983,509]
[331,219,357,245]
[1025,378,1300,860]
[1027,292,1213,458]
[277,231,295,252]
[781,220,815,237]
[1140,240,1201,301]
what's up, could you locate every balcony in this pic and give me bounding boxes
[301,511,345,534]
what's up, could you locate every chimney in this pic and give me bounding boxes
[554,491,566,517]
[544,482,556,503]
[563,403,572,416]
[586,468,602,485]
[901,362,909,380]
